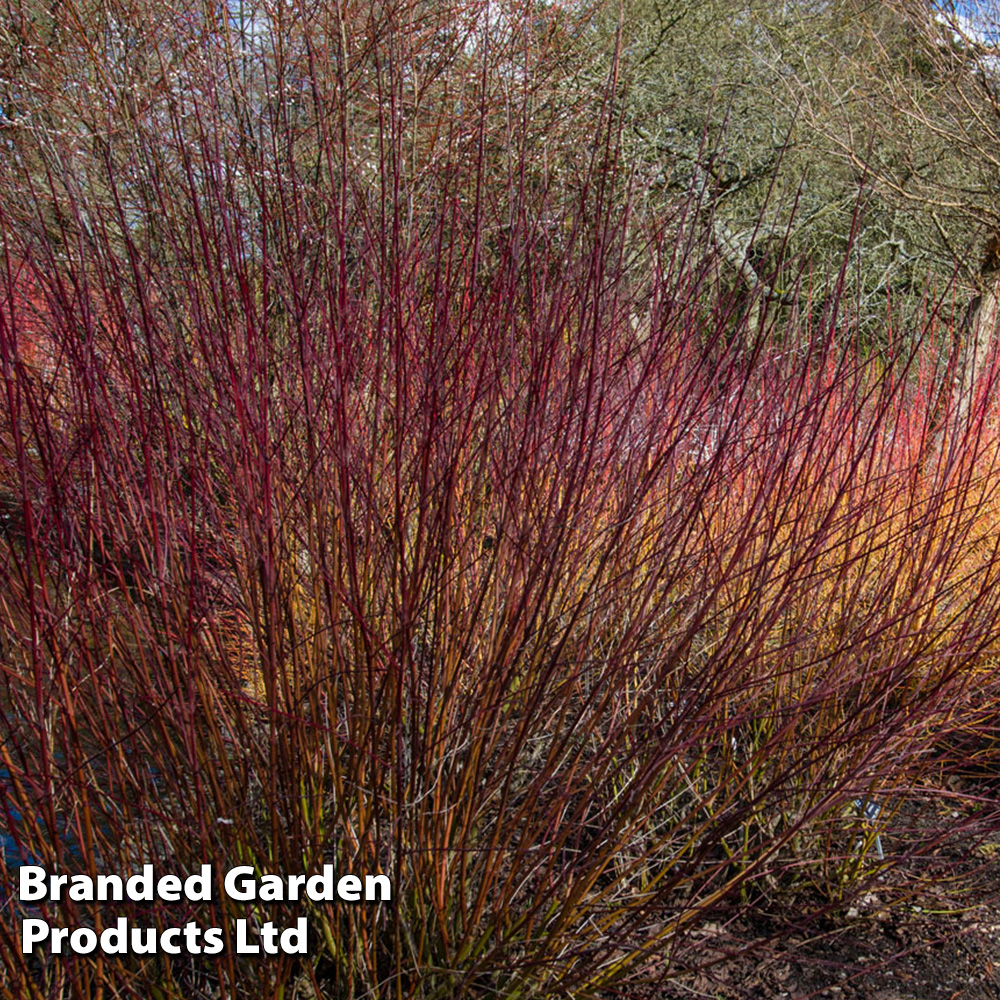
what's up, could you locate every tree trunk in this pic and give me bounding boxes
[927,239,1000,471]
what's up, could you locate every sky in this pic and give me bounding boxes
[931,2,1000,83]
[937,1,1000,45]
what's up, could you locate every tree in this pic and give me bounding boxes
[585,0,1000,342]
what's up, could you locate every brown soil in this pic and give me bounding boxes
[647,785,1000,1000]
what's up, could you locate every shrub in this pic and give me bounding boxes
[1,3,999,998]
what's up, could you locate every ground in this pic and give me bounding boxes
[651,785,1000,999]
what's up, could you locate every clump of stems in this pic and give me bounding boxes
[0,3,998,998]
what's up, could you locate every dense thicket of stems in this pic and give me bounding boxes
[0,3,998,998]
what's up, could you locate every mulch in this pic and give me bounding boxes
[632,782,1000,999]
